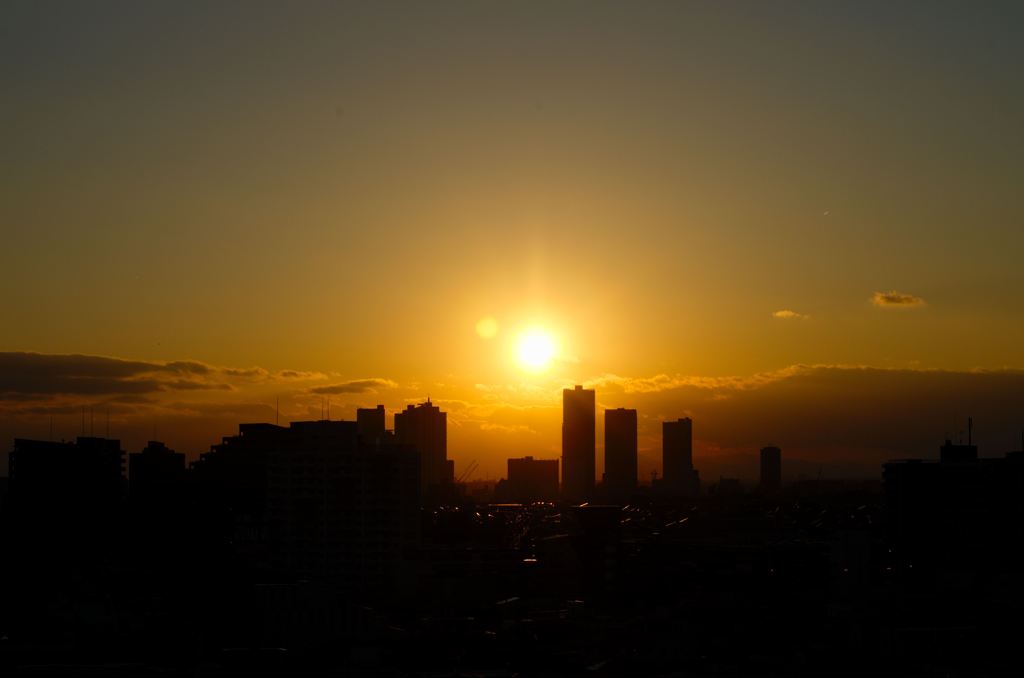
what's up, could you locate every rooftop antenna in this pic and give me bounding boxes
[81,406,86,436]
[90,407,95,436]
[968,417,973,446]
[327,398,331,421]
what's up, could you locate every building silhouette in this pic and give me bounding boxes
[663,418,699,496]
[395,400,450,492]
[604,408,638,497]
[562,385,596,502]
[129,440,185,504]
[357,404,387,446]
[192,419,420,590]
[884,428,1024,573]
[760,445,782,492]
[8,436,125,545]
[504,456,559,502]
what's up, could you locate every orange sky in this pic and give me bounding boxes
[3,3,1023,479]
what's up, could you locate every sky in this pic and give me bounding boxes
[3,1,1023,481]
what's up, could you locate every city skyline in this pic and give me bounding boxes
[4,352,1024,483]
[4,3,1024,484]
[4,3,1024,673]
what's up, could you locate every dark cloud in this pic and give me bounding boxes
[872,290,926,307]
[164,360,212,375]
[222,367,270,378]
[310,378,397,395]
[0,352,242,396]
[278,369,327,380]
[164,380,233,391]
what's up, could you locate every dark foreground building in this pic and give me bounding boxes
[884,436,1024,570]
[8,436,124,540]
[191,419,421,590]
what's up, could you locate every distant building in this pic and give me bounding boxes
[562,385,596,502]
[505,456,559,502]
[357,405,387,446]
[394,400,450,492]
[760,446,782,491]
[604,408,637,496]
[663,418,699,496]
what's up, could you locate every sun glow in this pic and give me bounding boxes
[516,327,558,372]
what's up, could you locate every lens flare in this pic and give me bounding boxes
[476,316,499,339]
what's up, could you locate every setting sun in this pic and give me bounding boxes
[516,328,559,372]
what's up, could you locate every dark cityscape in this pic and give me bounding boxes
[4,1,1024,675]
[3,386,1024,675]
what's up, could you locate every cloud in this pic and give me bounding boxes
[584,367,806,395]
[772,309,809,320]
[310,378,397,395]
[221,366,270,379]
[872,290,926,307]
[277,369,328,380]
[0,352,268,397]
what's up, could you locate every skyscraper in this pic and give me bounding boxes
[604,408,637,497]
[562,385,595,501]
[663,418,699,496]
[760,446,782,492]
[394,400,449,491]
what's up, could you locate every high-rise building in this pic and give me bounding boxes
[506,456,559,502]
[562,385,596,501]
[357,405,387,446]
[760,446,782,491]
[394,400,450,491]
[604,408,637,496]
[663,418,699,496]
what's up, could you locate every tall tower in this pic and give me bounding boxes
[562,385,596,502]
[604,408,637,497]
[760,446,782,492]
[663,418,698,496]
[395,400,448,491]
